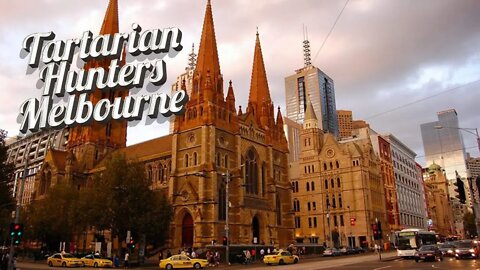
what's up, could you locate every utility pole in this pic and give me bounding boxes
[8,160,28,270]
[225,171,230,265]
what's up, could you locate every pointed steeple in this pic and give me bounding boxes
[195,0,222,92]
[248,30,272,109]
[304,96,318,129]
[276,106,284,127]
[100,0,119,35]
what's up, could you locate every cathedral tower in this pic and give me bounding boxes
[67,0,128,171]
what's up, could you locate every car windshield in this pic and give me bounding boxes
[63,254,75,258]
[94,255,102,259]
[455,242,473,248]
[419,245,436,251]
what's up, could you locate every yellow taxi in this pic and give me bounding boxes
[47,253,83,267]
[159,255,208,269]
[263,250,299,265]
[80,254,113,268]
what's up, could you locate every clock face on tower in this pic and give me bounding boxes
[326,148,335,158]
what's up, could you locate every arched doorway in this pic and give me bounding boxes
[252,216,260,244]
[181,213,194,247]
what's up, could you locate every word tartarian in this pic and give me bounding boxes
[18,23,188,133]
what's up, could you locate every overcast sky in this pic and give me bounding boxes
[1,0,479,167]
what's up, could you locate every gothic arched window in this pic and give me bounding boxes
[193,152,198,166]
[245,149,258,195]
[184,154,189,167]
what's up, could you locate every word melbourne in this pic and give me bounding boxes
[18,23,188,133]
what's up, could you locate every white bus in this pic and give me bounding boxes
[396,229,437,258]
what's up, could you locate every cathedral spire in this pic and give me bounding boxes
[304,96,318,129]
[247,30,272,110]
[195,0,222,91]
[100,0,119,35]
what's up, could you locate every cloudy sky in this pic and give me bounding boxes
[1,0,479,167]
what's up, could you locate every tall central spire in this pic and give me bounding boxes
[248,31,272,108]
[195,0,222,89]
[100,0,119,35]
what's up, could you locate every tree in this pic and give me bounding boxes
[80,153,172,252]
[25,183,80,250]
[0,129,15,243]
[463,211,477,238]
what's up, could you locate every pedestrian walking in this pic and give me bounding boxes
[158,250,163,262]
[245,250,251,264]
[251,249,256,262]
[124,252,129,269]
[167,250,172,258]
[214,251,220,266]
[260,248,265,262]
[191,250,196,258]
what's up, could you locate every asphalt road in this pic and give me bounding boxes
[16,254,480,270]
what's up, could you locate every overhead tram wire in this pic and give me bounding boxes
[312,0,350,63]
[365,78,480,120]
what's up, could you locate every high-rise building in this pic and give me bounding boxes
[283,117,302,163]
[285,65,338,136]
[383,134,428,229]
[6,129,69,206]
[337,110,353,139]
[420,109,468,181]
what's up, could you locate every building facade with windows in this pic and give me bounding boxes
[285,65,338,137]
[383,134,427,229]
[291,100,386,248]
[6,129,69,206]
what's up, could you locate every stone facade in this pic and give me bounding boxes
[292,100,387,248]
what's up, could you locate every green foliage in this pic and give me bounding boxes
[0,129,15,242]
[25,183,80,248]
[80,153,172,247]
[463,211,477,238]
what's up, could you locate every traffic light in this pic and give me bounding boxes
[127,238,135,250]
[376,221,383,239]
[371,222,382,240]
[9,223,23,245]
[222,236,228,246]
[454,176,467,204]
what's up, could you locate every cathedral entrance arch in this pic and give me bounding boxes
[252,216,260,244]
[181,213,194,247]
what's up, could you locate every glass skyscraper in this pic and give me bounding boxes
[420,109,468,181]
[285,65,338,136]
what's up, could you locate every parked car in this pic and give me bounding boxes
[323,248,341,257]
[80,254,113,268]
[354,247,367,253]
[414,245,443,262]
[47,253,83,267]
[339,247,356,255]
[454,240,479,259]
[263,250,299,265]
[438,243,456,257]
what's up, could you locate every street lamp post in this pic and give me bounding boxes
[8,159,28,270]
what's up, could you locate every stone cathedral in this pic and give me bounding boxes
[34,0,294,249]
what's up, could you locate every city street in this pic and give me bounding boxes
[16,253,480,270]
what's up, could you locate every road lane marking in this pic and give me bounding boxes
[373,266,391,270]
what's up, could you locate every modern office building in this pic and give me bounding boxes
[285,65,338,136]
[6,129,69,205]
[420,109,468,181]
[283,117,303,163]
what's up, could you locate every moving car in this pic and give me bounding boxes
[263,250,299,265]
[438,243,456,257]
[322,248,341,257]
[339,247,356,255]
[81,254,113,268]
[159,255,208,269]
[47,253,83,267]
[454,240,479,259]
[414,245,443,262]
